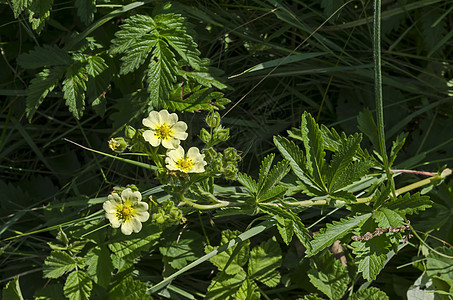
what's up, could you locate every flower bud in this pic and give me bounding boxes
[108,137,128,153]
[206,111,221,128]
[202,147,217,163]
[216,127,230,142]
[224,147,240,162]
[199,128,211,144]
[124,125,137,139]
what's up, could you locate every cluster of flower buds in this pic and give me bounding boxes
[149,197,186,226]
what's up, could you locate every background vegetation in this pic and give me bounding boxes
[0,0,452,299]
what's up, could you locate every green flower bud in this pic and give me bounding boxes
[223,164,238,180]
[202,147,218,163]
[108,137,128,153]
[216,127,230,142]
[124,125,137,139]
[224,147,240,162]
[199,128,211,144]
[206,111,221,128]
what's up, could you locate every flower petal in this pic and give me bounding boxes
[121,221,134,235]
[162,137,180,149]
[131,218,143,233]
[106,213,121,228]
[122,188,142,202]
[171,121,188,140]
[143,130,161,147]
[142,111,161,129]
[159,110,178,126]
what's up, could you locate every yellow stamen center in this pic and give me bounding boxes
[155,123,173,140]
[117,205,134,221]
[176,158,194,172]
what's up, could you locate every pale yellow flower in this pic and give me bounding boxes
[165,146,207,173]
[103,188,149,235]
[142,110,188,149]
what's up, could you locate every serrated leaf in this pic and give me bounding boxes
[205,230,250,275]
[63,271,92,300]
[257,154,275,189]
[273,136,322,194]
[147,39,178,107]
[248,237,281,287]
[108,276,152,300]
[258,204,312,251]
[34,283,65,300]
[236,173,258,195]
[308,251,350,300]
[308,214,372,257]
[167,87,229,112]
[372,207,404,228]
[26,67,64,120]
[75,0,96,25]
[62,64,88,119]
[186,71,227,89]
[206,269,247,300]
[349,287,389,300]
[372,184,391,209]
[85,245,113,288]
[326,133,361,192]
[2,276,24,300]
[389,132,407,166]
[320,124,343,151]
[18,45,72,69]
[330,159,373,192]
[383,193,432,215]
[85,56,107,77]
[43,251,78,279]
[259,186,288,203]
[11,0,33,17]
[257,159,290,200]
[301,112,326,189]
[357,109,379,149]
[276,217,293,245]
[159,230,204,269]
[235,279,260,300]
[352,235,391,281]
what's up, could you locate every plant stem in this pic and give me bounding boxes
[179,194,242,210]
[280,168,451,207]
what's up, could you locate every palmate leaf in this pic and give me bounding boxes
[206,269,247,300]
[43,251,79,279]
[389,132,407,167]
[308,251,350,300]
[159,230,204,269]
[18,45,72,69]
[273,136,322,195]
[308,213,372,257]
[63,271,92,300]
[330,159,373,192]
[325,133,362,192]
[349,287,389,300]
[11,0,33,17]
[28,0,53,32]
[85,245,113,289]
[372,207,404,228]
[186,70,227,89]
[248,238,281,287]
[235,279,260,300]
[236,172,258,195]
[257,158,289,200]
[108,276,152,300]
[257,154,275,189]
[258,204,312,251]
[301,112,326,189]
[166,87,229,112]
[383,192,432,215]
[26,67,65,121]
[352,235,391,281]
[259,186,288,203]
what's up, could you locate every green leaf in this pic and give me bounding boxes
[206,269,247,300]
[2,277,24,300]
[301,112,326,188]
[326,133,362,192]
[426,246,453,286]
[357,109,379,149]
[273,136,321,194]
[320,124,342,152]
[63,271,92,300]
[348,287,389,300]
[352,235,391,281]
[27,0,53,32]
[257,154,275,190]
[372,184,391,209]
[75,0,96,25]
[276,217,293,245]
[186,71,227,89]
[18,45,72,69]
[235,279,260,300]
[258,204,312,251]
[329,159,373,193]
[147,39,178,107]
[205,230,250,275]
[308,213,372,257]
[383,193,432,215]
[166,87,229,112]
[85,55,107,77]
[259,186,288,203]
[248,237,282,287]
[85,245,113,288]
[389,132,407,166]
[108,276,152,300]
[236,173,258,195]
[159,230,204,269]
[43,251,79,279]
[257,159,290,200]
[63,64,88,119]
[26,67,64,121]
[308,251,350,300]
[11,0,33,17]
[34,283,65,300]
[372,207,404,228]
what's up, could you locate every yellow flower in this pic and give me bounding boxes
[103,188,150,235]
[142,110,188,149]
[165,146,207,173]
